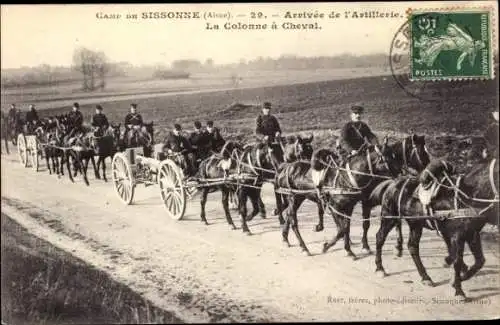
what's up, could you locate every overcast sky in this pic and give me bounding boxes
[1,1,496,69]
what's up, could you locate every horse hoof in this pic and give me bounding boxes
[245,231,252,236]
[375,270,387,278]
[443,262,451,268]
[303,249,312,257]
[313,225,324,232]
[344,251,356,258]
[421,279,435,287]
[322,243,329,254]
[361,248,372,255]
[282,240,291,248]
[230,225,237,230]
[454,293,468,302]
[260,214,267,219]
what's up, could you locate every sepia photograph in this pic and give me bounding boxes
[1,2,499,323]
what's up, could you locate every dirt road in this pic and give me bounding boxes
[1,152,499,322]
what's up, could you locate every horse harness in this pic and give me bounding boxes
[401,136,429,175]
[415,159,499,227]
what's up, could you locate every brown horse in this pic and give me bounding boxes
[236,140,285,234]
[195,141,245,229]
[375,158,498,300]
[361,134,431,257]
[282,134,314,163]
[280,138,402,256]
[85,124,122,182]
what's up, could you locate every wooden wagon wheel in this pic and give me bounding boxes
[29,136,39,172]
[111,152,135,205]
[17,133,28,167]
[158,159,187,220]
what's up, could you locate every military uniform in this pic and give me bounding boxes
[124,113,143,127]
[66,110,84,141]
[25,109,39,125]
[163,131,196,175]
[164,132,192,153]
[7,107,17,124]
[190,129,211,159]
[91,113,109,136]
[255,114,281,142]
[7,107,22,132]
[68,110,84,129]
[207,126,225,152]
[339,121,378,153]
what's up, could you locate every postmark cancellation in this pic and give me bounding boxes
[408,6,496,81]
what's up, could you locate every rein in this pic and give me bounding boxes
[422,162,499,204]
[316,149,393,190]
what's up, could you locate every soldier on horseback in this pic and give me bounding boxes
[7,104,23,138]
[25,104,40,134]
[7,104,18,125]
[255,101,281,143]
[124,103,145,145]
[163,124,196,176]
[91,105,110,137]
[206,120,225,152]
[66,102,85,144]
[338,105,379,158]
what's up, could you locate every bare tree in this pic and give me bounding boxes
[72,47,109,91]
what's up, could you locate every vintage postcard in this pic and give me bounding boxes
[1,2,498,323]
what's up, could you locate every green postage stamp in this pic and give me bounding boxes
[409,7,495,80]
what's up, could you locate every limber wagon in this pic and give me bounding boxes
[17,133,43,171]
[111,144,250,220]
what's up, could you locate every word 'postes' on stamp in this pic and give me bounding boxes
[409,8,494,81]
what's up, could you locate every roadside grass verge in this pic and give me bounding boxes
[1,213,183,324]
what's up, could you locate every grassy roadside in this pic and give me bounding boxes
[0,213,183,325]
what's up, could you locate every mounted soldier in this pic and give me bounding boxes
[91,105,110,137]
[25,104,40,133]
[206,120,225,152]
[482,108,499,159]
[162,124,196,176]
[66,102,85,144]
[338,105,379,158]
[7,104,18,126]
[189,121,211,160]
[7,104,23,136]
[255,101,282,143]
[124,103,145,145]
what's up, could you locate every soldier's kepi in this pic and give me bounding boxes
[339,105,379,156]
[255,101,281,142]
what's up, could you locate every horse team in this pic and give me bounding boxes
[2,105,498,301]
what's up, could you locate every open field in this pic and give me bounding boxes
[1,67,389,108]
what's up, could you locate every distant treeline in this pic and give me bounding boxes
[224,54,392,70]
[3,53,497,88]
[1,63,129,89]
